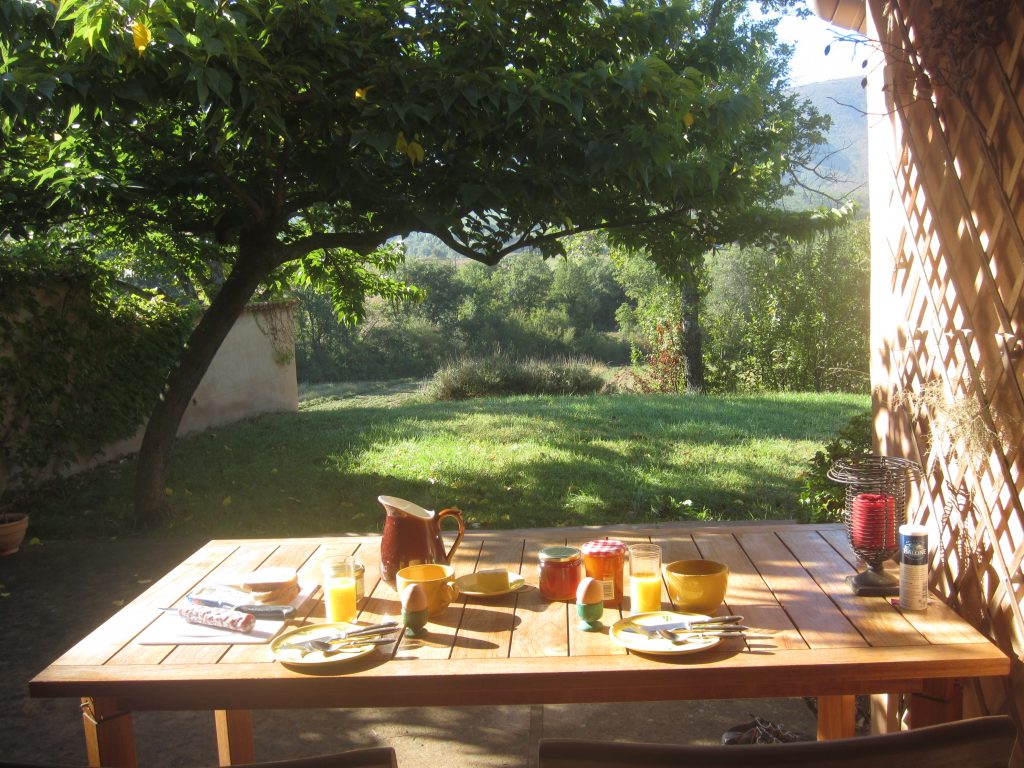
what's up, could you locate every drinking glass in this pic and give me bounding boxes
[628,544,663,613]
[321,556,357,623]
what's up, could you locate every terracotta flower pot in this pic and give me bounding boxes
[0,512,29,556]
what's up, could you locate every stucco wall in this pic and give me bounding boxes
[74,301,298,473]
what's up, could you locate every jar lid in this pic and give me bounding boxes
[539,546,581,563]
[581,538,627,557]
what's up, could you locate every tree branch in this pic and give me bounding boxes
[207,157,266,219]
[273,229,397,265]
[428,206,694,265]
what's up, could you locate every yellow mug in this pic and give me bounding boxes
[662,559,729,614]
[396,563,460,617]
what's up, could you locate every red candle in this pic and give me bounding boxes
[851,493,896,549]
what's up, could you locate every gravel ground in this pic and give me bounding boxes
[0,537,816,767]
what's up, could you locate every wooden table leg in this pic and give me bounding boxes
[215,709,256,766]
[870,692,902,735]
[817,695,856,740]
[909,679,963,728]
[81,697,136,768]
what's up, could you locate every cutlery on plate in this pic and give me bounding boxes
[622,616,744,637]
[337,621,399,638]
[305,622,400,644]
[281,637,393,656]
[656,628,747,643]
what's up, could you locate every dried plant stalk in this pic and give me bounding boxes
[897,378,1015,465]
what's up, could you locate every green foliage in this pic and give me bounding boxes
[798,409,873,523]
[1,0,821,265]
[426,353,606,401]
[703,218,870,392]
[0,249,192,494]
[294,248,630,382]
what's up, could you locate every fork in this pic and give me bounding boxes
[283,637,393,656]
[656,628,748,644]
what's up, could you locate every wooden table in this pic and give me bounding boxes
[29,523,1010,767]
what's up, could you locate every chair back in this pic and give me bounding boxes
[0,745,399,768]
[539,715,1016,768]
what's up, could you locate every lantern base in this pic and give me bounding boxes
[846,568,899,597]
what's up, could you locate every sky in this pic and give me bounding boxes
[773,12,868,86]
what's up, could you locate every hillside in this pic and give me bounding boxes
[790,76,869,212]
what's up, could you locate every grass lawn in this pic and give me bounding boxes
[28,383,869,539]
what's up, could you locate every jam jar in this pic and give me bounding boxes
[538,546,584,601]
[581,538,627,607]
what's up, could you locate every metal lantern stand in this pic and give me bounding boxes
[827,455,922,596]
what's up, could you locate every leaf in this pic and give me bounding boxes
[407,140,425,165]
[683,111,694,128]
[222,496,232,506]
[132,21,152,55]
[394,131,408,154]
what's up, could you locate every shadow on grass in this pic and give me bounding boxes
[25,392,869,539]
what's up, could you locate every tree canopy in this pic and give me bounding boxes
[1,0,826,526]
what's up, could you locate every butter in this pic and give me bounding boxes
[475,569,510,593]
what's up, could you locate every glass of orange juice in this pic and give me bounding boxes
[322,556,357,623]
[628,544,662,614]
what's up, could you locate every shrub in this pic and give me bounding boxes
[1,254,192,495]
[427,353,606,400]
[798,409,873,523]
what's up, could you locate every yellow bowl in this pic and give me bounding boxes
[662,559,729,614]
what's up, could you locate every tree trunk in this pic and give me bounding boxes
[679,274,705,392]
[131,246,277,528]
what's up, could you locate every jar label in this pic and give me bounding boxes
[600,578,615,600]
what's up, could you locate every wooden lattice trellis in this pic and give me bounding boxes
[863,0,1024,755]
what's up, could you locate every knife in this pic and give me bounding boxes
[305,622,400,644]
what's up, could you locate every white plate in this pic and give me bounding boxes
[610,611,723,656]
[455,571,527,597]
[271,622,382,667]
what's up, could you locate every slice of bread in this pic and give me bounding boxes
[237,567,299,594]
[248,582,301,604]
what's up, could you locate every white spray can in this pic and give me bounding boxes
[898,524,929,611]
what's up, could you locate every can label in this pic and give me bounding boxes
[898,525,928,611]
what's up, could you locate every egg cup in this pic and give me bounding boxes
[402,608,429,637]
[576,601,604,631]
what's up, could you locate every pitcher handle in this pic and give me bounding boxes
[437,507,465,564]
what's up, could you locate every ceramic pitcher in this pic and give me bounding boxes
[378,496,466,586]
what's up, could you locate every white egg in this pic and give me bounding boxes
[577,576,604,605]
[401,583,428,613]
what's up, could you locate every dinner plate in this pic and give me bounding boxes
[610,611,723,656]
[271,622,382,667]
[454,571,527,597]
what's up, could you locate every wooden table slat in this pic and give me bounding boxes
[692,532,809,651]
[450,537,524,659]
[737,531,867,649]
[56,544,239,667]
[567,533,626,658]
[509,539,569,658]
[778,530,929,648]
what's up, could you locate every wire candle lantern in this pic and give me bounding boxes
[827,455,922,596]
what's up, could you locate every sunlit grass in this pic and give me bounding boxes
[28,384,869,539]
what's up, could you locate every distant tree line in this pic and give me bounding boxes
[294,218,870,393]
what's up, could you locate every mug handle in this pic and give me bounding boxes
[437,507,465,563]
[446,579,460,602]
